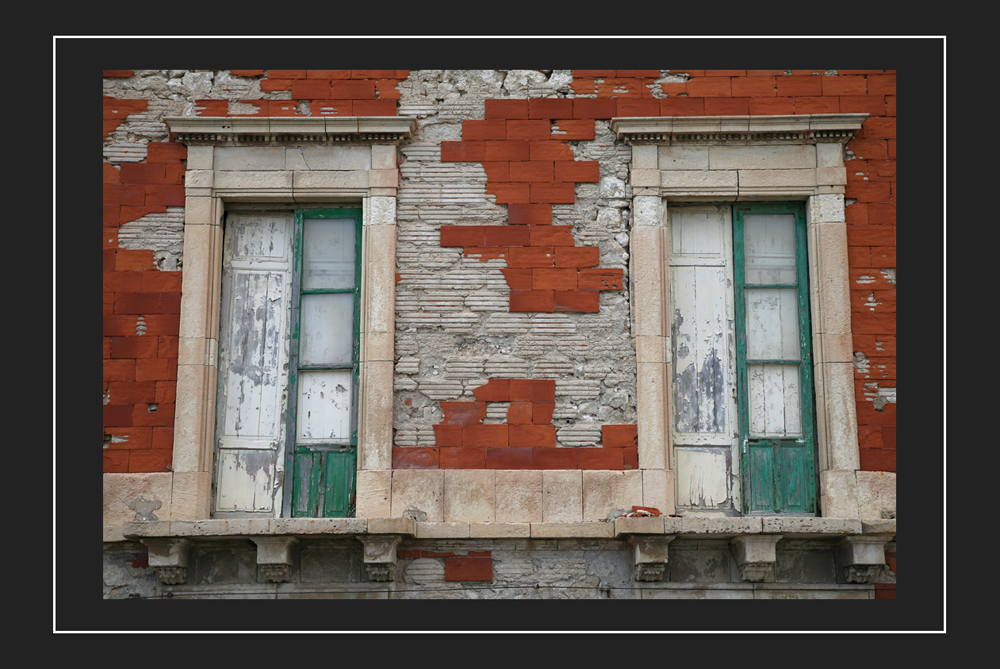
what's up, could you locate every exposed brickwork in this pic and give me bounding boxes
[400,379,638,470]
[192,70,405,117]
[103,69,896,476]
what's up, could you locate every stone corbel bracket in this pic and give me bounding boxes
[251,536,299,583]
[357,518,416,582]
[164,116,417,146]
[839,534,893,583]
[610,114,868,146]
[615,516,675,581]
[142,537,192,585]
[731,535,783,583]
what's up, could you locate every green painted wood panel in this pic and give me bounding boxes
[285,208,362,518]
[734,203,817,516]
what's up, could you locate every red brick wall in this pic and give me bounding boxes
[102,69,896,474]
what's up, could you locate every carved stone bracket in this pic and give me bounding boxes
[626,535,676,582]
[731,535,783,583]
[252,536,299,583]
[838,535,892,584]
[357,535,403,582]
[142,538,192,585]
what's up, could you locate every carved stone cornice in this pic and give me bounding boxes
[165,116,417,146]
[610,114,868,146]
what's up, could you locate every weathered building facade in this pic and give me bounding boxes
[102,63,900,607]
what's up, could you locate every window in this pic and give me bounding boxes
[668,202,815,515]
[215,207,362,518]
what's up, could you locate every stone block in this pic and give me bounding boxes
[642,469,674,516]
[390,469,444,521]
[362,224,397,334]
[368,169,398,189]
[814,331,854,365]
[103,472,173,526]
[469,522,531,538]
[815,362,860,471]
[184,196,215,226]
[738,169,817,189]
[636,362,668,470]
[529,522,615,538]
[661,169,738,193]
[762,517,861,535]
[542,470,582,522]
[169,471,212,520]
[582,470,643,521]
[214,147,286,171]
[178,223,222,340]
[495,470,544,523]
[709,144,816,170]
[356,470,392,517]
[816,166,847,186]
[287,145,371,171]
[443,470,496,522]
[415,522,471,538]
[658,146,709,171]
[808,193,846,224]
[185,146,214,170]
[631,195,664,227]
[371,145,397,170]
[809,220,852,334]
[367,516,416,535]
[171,363,215,473]
[630,226,665,338]
[816,142,845,167]
[270,518,367,534]
[630,169,660,188]
[631,144,658,169]
[359,360,394,471]
[634,335,665,364]
[856,471,896,521]
[293,170,368,190]
[614,516,665,536]
[820,470,860,519]
[366,195,397,226]
[663,516,763,535]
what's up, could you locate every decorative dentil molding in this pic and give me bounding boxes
[610,114,868,146]
[164,116,418,146]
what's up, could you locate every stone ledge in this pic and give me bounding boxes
[111,516,890,542]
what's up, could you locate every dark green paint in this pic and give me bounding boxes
[734,202,817,516]
[284,208,362,518]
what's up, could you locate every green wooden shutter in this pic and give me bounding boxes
[285,208,362,518]
[734,203,817,515]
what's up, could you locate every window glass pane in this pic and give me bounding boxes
[303,217,355,290]
[747,363,802,438]
[745,288,800,360]
[744,213,796,285]
[299,293,354,366]
[296,370,353,443]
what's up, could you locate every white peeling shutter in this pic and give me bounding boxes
[215,212,293,514]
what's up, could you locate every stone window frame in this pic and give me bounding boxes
[611,113,870,519]
[163,116,415,520]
